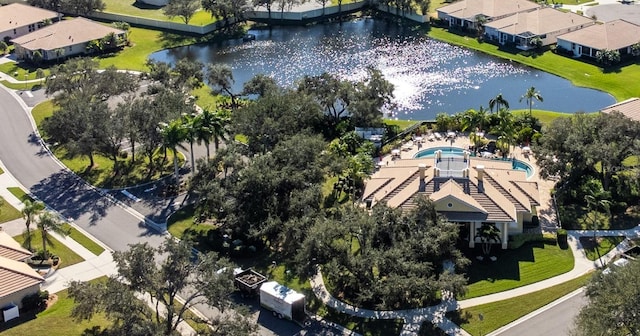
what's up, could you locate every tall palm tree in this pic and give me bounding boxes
[21,199,45,251]
[489,93,510,113]
[584,189,611,268]
[160,120,188,178]
[182,113,198,175]
[495,108,515,155]
[520,87,543,118]
[37,212,67,259]
[195,108,230,161]
[475,223,502,256]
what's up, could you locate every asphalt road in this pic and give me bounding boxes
[494,290,587,336]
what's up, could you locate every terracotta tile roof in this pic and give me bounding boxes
[11,17,125,52]
[0,231,32,261]
[368,157,538,223]
[601,98,640,122]
[0,3,58,34]
[0,256,44,298]
[485,8,594,36]
[557,20,640,51]
[438,0,540,20]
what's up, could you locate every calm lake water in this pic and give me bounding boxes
[150,18,615,120]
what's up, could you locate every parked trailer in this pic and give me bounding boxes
[259,281,310,326]
[234,268,267,298]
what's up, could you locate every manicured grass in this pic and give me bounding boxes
[514,109,574,127]
[0,166,3,174]
[463,242,574,299]
[7,187,33,203]
[384,119,422,130]
[449,273,592,336]
[62,223,106,256]
[166,204,214,238]
[13,229,85,268]
[0,289,111,336]
[31,100,56,129]
[579,236,625,261]
[0,62,49,81]
[103,0,214,25]
[0,196,22,223]
[97,27,200,71]
[427,27,639,102]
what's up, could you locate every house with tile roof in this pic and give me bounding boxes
[362,152,539,249]
[0,3,59,43]
[484,7,594,49]
[556,19,640,59]
[11,17,126,63]
[601,98,640,122]
[0,256,44,310]
[437,0,540,31]
[0,231,33,262]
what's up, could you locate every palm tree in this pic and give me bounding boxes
[520,87,543,118]
[37,212,67,259]
[475,223,502,256]
[489,93,510,113]
[182,113,198,175]
[195,108,230,161]
[584,189,611,268]
[495,108,515,155]
[160,120,188,178]
[21,199,45,251]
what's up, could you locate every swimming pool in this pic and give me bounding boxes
[413,147,534,178]
[413,147,466,157]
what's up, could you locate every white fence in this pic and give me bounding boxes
[246,1,367,21]
[374,4,428,23]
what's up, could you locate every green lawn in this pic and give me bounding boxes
[384,119,422,130]
[0,196,22,223]
[166,204,213,238]
[0,289,111,336]
[7,187,33,203]
[97,27,200,71]
[463,242,574,299]
[103,0,215,25]
[62,224,106,256]
[427,27,640,102]
[579,236,625,261]
[13,229,84,268]
[514,109,574,127]
[449,273,592,336]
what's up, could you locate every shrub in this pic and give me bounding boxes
[21,290,49,312]
[557,229,568,248]
[508,233,556,249]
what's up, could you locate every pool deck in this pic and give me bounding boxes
[375,133,559,233]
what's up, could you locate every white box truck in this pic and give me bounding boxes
[259,281,309,326]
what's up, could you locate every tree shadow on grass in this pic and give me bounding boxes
[0,311,37,332]
[463,242,541,284]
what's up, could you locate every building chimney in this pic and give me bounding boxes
[434,167,440,177]
[476,165,485,181]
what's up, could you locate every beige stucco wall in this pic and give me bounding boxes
[0,284,40,310]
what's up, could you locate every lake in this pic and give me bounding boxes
[150,18,615,120]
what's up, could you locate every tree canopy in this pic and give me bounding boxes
[572,259,640,335]
[68,238,257,336]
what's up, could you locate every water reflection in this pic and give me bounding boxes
[150,18,615,120]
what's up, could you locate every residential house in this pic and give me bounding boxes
[437,0,540,31]
[11,17,127,63]
[484,8,594,49]
[601,97,640,122]
[0,3,58,43]
[556,19,640,59]
[0,231,33,262]
[0,256,44,310]
[362,153,539,249]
